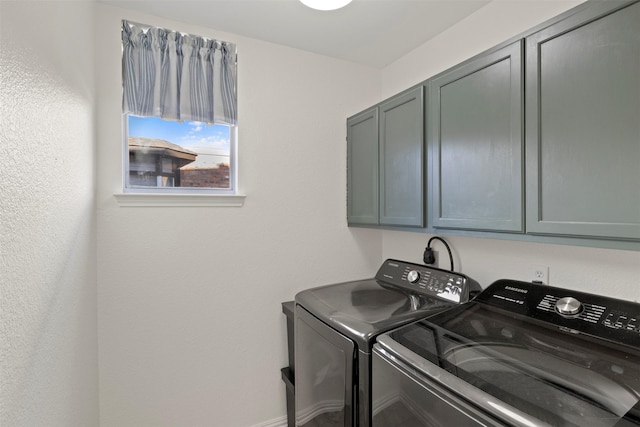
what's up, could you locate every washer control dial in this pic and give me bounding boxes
[555,297,583,316]
[407,270,420,284]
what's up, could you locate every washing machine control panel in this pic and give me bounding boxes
[375,259,480,304]
[476,280,640,347]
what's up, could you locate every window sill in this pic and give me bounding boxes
[114,193,246,207]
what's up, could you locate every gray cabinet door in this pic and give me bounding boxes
[429,41,523,232]
[379,87,425,227]
[347,107,379,225]
[525,2,640,241]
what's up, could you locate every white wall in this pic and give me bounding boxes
[382,233,640,301]
[380,0,640,302]
[0,2,98,426]
[382,0,587,98]
[95,4,382,427]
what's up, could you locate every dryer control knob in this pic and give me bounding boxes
[555,297,582,316]
[407,270,420,284]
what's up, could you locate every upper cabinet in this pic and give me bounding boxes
[379,87,424,227]
[429,41,523,232]
[347,87,424,227]
[347,107,379,225]
[525,1,640,241]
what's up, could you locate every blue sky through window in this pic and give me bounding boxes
[128,115,230,168]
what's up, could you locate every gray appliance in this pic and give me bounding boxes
[294,258,481,427]
[373,279,640,426]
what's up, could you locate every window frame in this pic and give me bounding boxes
[116,117,244,207]
[122,115,239,196]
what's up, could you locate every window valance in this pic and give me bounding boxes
[122,20,237,125]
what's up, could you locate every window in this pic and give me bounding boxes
[121,20,237,195]
[126,116,235,190]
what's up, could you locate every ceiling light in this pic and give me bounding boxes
[300,0,353,11]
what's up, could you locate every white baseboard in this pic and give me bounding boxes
[249,415,288,427]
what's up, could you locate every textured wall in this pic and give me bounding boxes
[95,4,382,427]
[0,1,98,426]
[380,0,640,301]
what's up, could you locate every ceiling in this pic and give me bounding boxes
[98,0,491,68]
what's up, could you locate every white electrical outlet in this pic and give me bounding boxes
[531,265,549,285]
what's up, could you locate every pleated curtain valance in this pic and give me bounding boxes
[122,20,237,125]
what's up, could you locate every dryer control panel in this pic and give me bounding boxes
[375,259,481,304]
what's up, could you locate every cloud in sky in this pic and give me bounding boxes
[188,121,203,133]
[179,129,229,154]
[128,116,230,156]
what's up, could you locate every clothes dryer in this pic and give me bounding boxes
[294,258,481,427]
